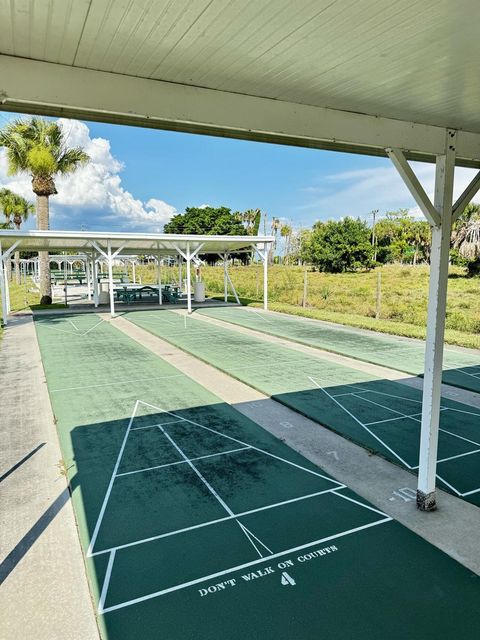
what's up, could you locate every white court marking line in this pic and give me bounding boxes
[67,319,79,331]
[435,473,463,496]
[98,549,116,614]
[412,448,480,469]
[99,516,392,614]
[116,446,251,477]
[50,375,184,393]
[330,488,391,517]
[42,318,105,337]
[130,419,186,431]
[88,397,344,558]
[440,406,480,418]
[159,424,271,559]
[454,368,480,380]
[436,427,480,449]
[139,400,344,485]
[461,486,480,497]
[91,487,345,557]
[145,314,177,325]
[365,412,423,427]
[87,400,139,557]
[308,377,414,469]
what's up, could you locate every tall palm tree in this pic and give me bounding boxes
[0,117,89,303]
[280,223,292,264]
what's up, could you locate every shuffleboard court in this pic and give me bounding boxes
[197,306,480,394]
[124,309,480,508]
[34,313,480,638]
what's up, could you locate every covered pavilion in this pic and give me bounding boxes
[0,229,273,317]
[1,0,480,512]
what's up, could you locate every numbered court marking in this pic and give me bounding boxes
[308,376,480,498]
[88,400,392,614]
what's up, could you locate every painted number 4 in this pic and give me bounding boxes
[281,571,296,586]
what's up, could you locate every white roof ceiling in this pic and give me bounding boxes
[0,230,273,256]
[2,0,480,134]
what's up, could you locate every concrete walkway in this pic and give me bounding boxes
[0,314,99,640]
[112,312,480,575]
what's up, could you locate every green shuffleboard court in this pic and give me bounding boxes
[198,306,480,394]
[124,309,480,508]
[34,313,480,639]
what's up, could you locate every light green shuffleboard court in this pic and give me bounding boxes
[33,313,480,639]
[198,306,480,394]
[124,309,480,508]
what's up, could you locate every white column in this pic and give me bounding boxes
[263,246,269,311]
[417,144,456,511]
[223,253,228,302]
[85,258,92,301]
[92,255,99,308]
[5,267,11,314]
[132,260,136,284]
[0,243,7,326]
[107,241,115,317]
[186,244,192,314]
[178,256,182,292]
[157,255,162,305]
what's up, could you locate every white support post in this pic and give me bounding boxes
[186,244,192,314]
[132,260,136,284]
[92,256,99,307]
[178,256,182,292]
[107,240,115,318]
[85,257,92,301]
[389,131,457,511]
[0,242,7,326]
[223,253,228,302]
[263,246,268,311]
[157,254,162,306]
[416,134,456,511]
[173,244,204,314]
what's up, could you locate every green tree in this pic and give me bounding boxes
[164,206,244,235]
[0,117,89,304]
[0,188,35,283]
[165,206,246,264]
[304,217,374,273]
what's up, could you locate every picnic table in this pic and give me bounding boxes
[114,284,181,304]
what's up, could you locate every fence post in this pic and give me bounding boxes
[302,268,308,308]
[375,270,382,319]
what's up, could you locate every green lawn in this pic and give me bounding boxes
[132,263,480,349]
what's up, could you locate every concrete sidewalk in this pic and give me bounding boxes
[0,314,99,640]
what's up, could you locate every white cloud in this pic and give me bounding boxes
[300,162,479,222]
[0,118,177,231]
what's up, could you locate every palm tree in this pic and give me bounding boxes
[0,188,35,283]
[0,117,89,303]
[280,223,292,264]
[452,203,480,275]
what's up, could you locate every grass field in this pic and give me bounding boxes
[134,263,480,349]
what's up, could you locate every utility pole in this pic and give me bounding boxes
[371,209,379,262]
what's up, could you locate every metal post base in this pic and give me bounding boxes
[416,489,437,512]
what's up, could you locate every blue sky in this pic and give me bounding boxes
[0,112,477,233]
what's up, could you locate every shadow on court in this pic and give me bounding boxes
[66,400,480,640]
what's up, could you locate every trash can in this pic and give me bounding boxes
[194,281,205,302]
